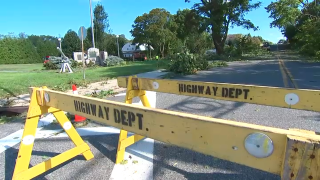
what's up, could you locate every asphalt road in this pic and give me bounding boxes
[1,59,320,180]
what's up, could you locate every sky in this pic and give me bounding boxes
[0,0,285,43]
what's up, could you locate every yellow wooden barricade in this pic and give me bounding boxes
[11,77,320,180]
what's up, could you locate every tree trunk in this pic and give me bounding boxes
[162,44,165,58]
[211,32,224,55]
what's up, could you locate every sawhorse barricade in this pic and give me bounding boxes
[12,76,319,180]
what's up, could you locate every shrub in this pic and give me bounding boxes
[71,60,83,68]
[104,56,125,67]
[168,53,209,75]
[86,61,96,68]
[43,61,58,70]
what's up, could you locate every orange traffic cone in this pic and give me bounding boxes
[72,85,86,123]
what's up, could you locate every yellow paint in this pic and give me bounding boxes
[279,60,289,88]
[40,87,320,175]
[12,88,94,180]
[117,76,320,112]
[12,77,320,178]
[280,60,299,89]
[13,143,90,180]
[115,75,150,164]
[120,134,145,151]
[263,138,269,154]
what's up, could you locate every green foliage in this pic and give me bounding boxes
[89,89,116,99]
[185,0,261,55]
[27,35,59,58]
[71,60,83,68]
[266,0,320,60]
[265,0,301,29]
[208,61,228,68]
[168,53,209,75]
[104,56,125,67]
[131,8,177,57]
[89,3,111,49]
[86,61,96,68]
[62,30,81,58]
[43,61,58,70]
[0,36,41,64]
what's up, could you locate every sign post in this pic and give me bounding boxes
[78,26,87,80]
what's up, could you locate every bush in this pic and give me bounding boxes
[168,53,209,75]
[104,56,125,67]
[71,60,83,68]
[43,61,58,70]
[86,61,96,68]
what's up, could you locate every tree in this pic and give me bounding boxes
[185,0,261,55]
[102,33,128,56]
[93,3,111,49]
[266,0,320,57]
[131,8,177,57]
[61,30,81,58]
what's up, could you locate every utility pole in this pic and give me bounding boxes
[89,0,95,48]
[116,35,120,57]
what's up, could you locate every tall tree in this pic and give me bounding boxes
[61,30,81,58]
[93,3,111,49]
[185,0,261,55]
[131,8,177,57]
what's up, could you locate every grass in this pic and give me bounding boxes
[0,60,170,98]
[0,63,44,72]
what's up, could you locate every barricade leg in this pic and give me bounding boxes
[115,76,151,164]
[12,87,94,180]
[281,129,320,180]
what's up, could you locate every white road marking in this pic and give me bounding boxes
[114,93,126,97]
[0,113,56,153]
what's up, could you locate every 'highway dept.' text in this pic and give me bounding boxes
[178,84,251,99]
[73,100,144,129]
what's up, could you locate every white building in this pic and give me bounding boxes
[122,43,154,58]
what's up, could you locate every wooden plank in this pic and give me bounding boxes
[42,88,320,175]
[281,135,320,180]
[117,77,320,112]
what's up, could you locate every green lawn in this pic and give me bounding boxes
[0,60,169,98]
[0,63,44,72]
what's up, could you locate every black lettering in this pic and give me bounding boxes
[222,88,228,97]
[85,103,91,115]
[192,85,197,93]
[74,100,79,111]
[81,102,85,113]
[243,89,250,99]
[90,104,97,116]
[198,86,204,94]
[104,107,109,120]
[136,113,143,130]
[179,84,183,92]
[121,110,128,126]
[128,112,135,126]
[183,84,187,92]
[98,106,104,118]
[114,109,120,123]
[229,88,235,98]
[235,89,242,98]
[212,87,218,96]
[187,85,191,93]
[205,86,211,95]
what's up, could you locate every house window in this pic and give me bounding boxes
[127,48,129,50]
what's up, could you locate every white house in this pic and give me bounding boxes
[122,43,154,58]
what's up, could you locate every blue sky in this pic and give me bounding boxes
[0,0,284,43]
